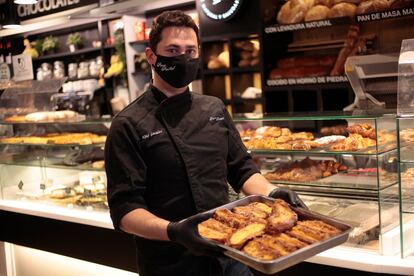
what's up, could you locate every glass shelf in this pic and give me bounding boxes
[269,177,397,191]
[0,118,112,125]
[249,145,397,156]
[0,158,104,171]
[233,110,396,122]
[0,142,105,148]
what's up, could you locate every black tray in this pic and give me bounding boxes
[201,195,352,274]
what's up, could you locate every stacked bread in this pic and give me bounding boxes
[269,55,337,79]
[234,40,260,67]
[277,0,410,24]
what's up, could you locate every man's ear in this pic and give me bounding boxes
[145,47,156,66]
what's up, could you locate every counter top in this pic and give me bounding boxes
[1,200,414,275]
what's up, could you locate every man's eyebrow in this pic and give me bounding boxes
[165,44,198,48]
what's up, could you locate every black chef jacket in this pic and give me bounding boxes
[105,85,259,276]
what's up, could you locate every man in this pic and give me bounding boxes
[105,10,306,276]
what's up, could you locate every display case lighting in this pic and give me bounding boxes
[2,24,22,29]
[14,0,38,4]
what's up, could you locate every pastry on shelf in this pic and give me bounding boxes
[240,127,317,151]
[207,50,229,69]
[269,55,336,79]
[305,5,331,21]
[4,115,27,123]
[264,157,347,182]
[25,110,80,122]
[320,125,348,136]
[400,128,414,144]
[0,133,106,145]
[277,0,315,24]
[329,133,376,151]
[356,0,390,14]
[328,2,357,18]
[234,40,260,68]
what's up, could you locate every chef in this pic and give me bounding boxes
[105,10,306,276]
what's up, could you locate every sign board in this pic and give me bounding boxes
[12,54,34,82]
[199,0,243,21]
[16,0,98,20]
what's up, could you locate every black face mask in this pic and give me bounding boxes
[153,54,200,89]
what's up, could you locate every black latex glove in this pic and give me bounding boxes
[167,212,224,257]
[268,187,308,209]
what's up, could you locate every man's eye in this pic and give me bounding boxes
[168,49,178,54]
[186,49,197,56]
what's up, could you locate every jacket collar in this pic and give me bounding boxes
[150,83,190,105]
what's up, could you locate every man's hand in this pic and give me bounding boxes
[269,187,308,209]
[167,212,224,257]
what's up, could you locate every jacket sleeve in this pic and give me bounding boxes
[105,116,148,231]
[224,107,260,193]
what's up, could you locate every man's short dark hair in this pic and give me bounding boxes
[149,10,199,53]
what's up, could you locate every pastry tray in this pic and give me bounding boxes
[200,195,352,274]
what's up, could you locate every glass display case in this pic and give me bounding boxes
[0,82,111,215]
[397,117,414,259]
[233,111,400,256]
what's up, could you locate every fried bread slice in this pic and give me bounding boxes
[198,218,234,244]
[213,208,250,229]
[229,223,266,248]
[242,239,280,260]
[267,199,298,234]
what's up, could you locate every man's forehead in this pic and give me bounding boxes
[160,26,197,41]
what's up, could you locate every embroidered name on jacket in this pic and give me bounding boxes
[142,129,163,140]
[210,116,224,122]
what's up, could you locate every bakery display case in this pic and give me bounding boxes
[397,38,414,259]
[398,117,414,259]
[234,111,400,255]
[0,82,110,215]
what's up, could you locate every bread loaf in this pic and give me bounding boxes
[305,5,331,21]
[319,55,337,66]
[328,2,357,18]
[315,0,333,7]
[356,0,390,14]
[277,56,336,69]
[239,59,251,67]
[277,0,315,24]
[331,0,361,4]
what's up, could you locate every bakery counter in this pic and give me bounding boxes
[1,197,414,276]
[0,199,112,229]
[308,246,414,275]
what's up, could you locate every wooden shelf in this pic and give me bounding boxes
[232,66,261,74]
[67,76,100,81]
[203,68,230,75]
[33,47,102,61]
[232,97,263,104]
[264,6,414,34]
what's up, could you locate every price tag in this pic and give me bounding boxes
[18,180,24,190]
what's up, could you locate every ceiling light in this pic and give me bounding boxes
[14,0,38,4]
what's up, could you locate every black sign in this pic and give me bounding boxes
[199,0,243,21]
[16,0,98,20]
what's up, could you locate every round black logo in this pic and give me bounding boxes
[200,0,243,21]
